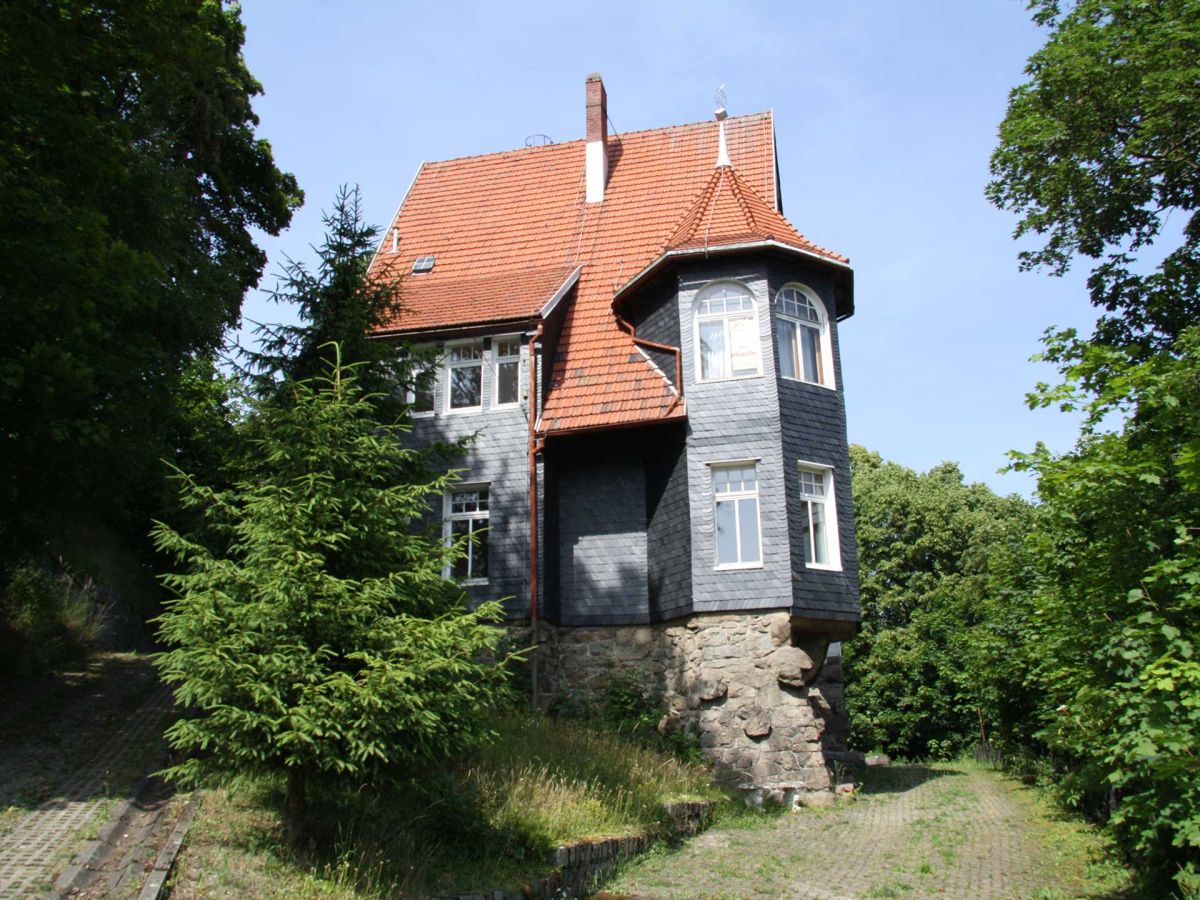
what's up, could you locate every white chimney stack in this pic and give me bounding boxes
[585,73,608,203]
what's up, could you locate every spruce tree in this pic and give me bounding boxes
[153,351,512,837]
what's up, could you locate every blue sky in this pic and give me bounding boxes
[237,0,1096,496]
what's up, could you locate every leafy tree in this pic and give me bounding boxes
[0,0,300,565]
[845,446,1035,760]
[249,185,425,416]
[1010,332,1200,891]
[153,353,514,838]
[989,1,1200,889]
[987,0,1200,358]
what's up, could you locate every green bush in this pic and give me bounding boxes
[0,564,104,674]
[548,671,703,763]
[154,354,518,840]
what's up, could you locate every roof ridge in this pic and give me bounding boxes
[726,168,761,235]
[421,111,773,170]
[663,167,723,249]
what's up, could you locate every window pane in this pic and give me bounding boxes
[497,360,519,404]
[728,316,760,376]
[450,344,482,362]
[414,383,434,413]
[699,321,726,380]
[799,470,824,499]
[473,522,489,578]
[713,467,729,492]
[800,501,815,565]
[496,338,521,357]
[451,519,471,579]
[778,319,798,379]
[738,497,760,563]
[811,499,828,565]
[715,499,738,565]
[801,325,822,383]
[450,366,481,408]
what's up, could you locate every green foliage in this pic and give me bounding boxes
[987,0,1200,355]
[844,446,1037,760]
[153,354,515,832]
[249,185,428,417]
[0,564,104,674]
[1009,328,1200,890]
[0,0,300,566]
[550,671,703,763]
[988,1,1200,890]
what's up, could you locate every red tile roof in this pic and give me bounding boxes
[368,111,850,434]
[664,165,847,261]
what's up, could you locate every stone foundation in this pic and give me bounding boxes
[527,612,849,793]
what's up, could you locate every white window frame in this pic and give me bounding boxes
[492,334,523,408]
[796,461,841,571]
[443,485,490,584]
[709,459,764,570]
[693,281,762,383]
[774,283,836,390]
[443,340,484,414]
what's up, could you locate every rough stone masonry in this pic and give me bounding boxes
[533,611,849,794]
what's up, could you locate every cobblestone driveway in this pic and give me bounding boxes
[606,764,1113,899]
[0,654,171,897]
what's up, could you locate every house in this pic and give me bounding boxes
[368,75,860,795]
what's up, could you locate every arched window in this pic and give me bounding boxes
[775,284,833,387]
[694,281,761,382]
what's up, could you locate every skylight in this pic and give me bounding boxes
[412,255,436,274]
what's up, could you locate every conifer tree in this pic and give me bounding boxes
[153,351,513,837]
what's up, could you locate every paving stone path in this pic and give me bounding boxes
[0,655,172,898]
[606,765,1094,899]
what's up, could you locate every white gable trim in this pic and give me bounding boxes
[539,265,583,319]
[367,161,426,272]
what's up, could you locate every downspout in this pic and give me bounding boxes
[614,312,684,414]
[527,321,545,709]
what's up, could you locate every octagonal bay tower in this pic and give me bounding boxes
[367,75,860,797]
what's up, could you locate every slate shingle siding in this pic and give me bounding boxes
[677,260,794,613]
[674,256,860,626]
[645,424,692,621]
[390,252,858,632]
[766,260,861,625]
[399,334,532,618]
[553,435,650,625]
[632,278,683,392]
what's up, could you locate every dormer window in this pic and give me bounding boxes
[694,281,761,382]
[775,284,834,388]
[412,255,436,274]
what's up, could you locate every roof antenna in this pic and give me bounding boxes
[714,84,731,167]
[525,134,554,147]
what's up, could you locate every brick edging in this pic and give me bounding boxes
[47,776,153,898]
[137,791,203,900]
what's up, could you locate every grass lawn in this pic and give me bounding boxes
[168,711,723,898]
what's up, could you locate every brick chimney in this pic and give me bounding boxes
[585,73,608,203]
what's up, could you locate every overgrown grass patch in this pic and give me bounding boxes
[171,710,725,897]
[0,563,105,675]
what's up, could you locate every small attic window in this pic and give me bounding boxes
[412,255,436,274]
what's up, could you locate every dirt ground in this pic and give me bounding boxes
[604,763,1130,900]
